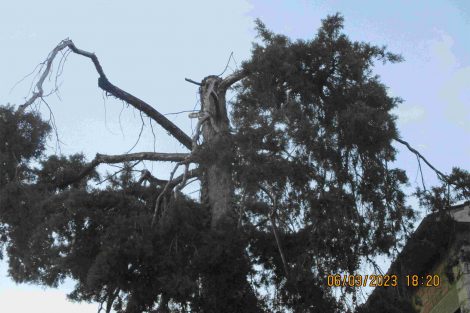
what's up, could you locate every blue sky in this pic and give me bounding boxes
[0,0,469,311]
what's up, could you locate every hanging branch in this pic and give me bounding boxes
[258,184,290,279]
[217,51,234,77]
[416,155,427,192]
[18,39,193,150]
[394,137,449,182]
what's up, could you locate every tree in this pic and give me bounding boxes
[0,14,468,313]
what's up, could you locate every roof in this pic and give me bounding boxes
[362,201,470,309]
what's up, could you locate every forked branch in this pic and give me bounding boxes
[151,165,201,226]
[19,39,193,150]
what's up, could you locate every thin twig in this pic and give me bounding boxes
[10,61,45,95]
[164,109,199,116]
[258,184,290,279]
[217,51,234,77]
[125,111,145,154]
[416,155,427,192]
[98,160,142,185]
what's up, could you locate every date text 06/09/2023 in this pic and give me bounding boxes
[326,274,441,288]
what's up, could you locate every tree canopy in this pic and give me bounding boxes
[0,14,468,313]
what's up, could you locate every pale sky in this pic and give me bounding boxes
[0,0,469,312]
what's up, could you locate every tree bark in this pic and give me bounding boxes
[199,75,235,229]
[197,75,262,313]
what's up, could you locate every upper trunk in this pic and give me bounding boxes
[199,75,235,229]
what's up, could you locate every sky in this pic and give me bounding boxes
[0,0,469,311]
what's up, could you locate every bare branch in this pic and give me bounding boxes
[394,137,448,182]
[138,170,168,186]
[167,168,201,190]
[164,109,198,116]
[192,112,210,149]
[97,77,192,149]
[18,40,70,111]
[19,39,193,150]
[174,163,190,194]
[97,152,189,163]
[151,166,201,226]
[219,69,247,92]
[58,152,189,188]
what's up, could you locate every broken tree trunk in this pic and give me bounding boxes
[196,75,261,312]
[199,75,235,229]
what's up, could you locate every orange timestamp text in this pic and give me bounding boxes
[327,274,398,287]
[326,274,441,287]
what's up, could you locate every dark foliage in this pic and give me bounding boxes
[356,287,415,313]
[0,14,468,313]
[231,14,413,310]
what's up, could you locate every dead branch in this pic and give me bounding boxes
[394,137,448,182]
[184,78,202,86]
[19,39,193,150]
[174,163,190,194]
[138,170,168,186]
[18,40,70,110]
[151,161,183,225]
[58,152,189,188]
[218,69,247,92]
[164,109,198,116]
[151,166,201,226]
[192,111,210,148]
[97,152,189,163]
[201,78,222,133]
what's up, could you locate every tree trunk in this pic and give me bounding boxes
[199,75,234,229]
[197,76,261,313]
